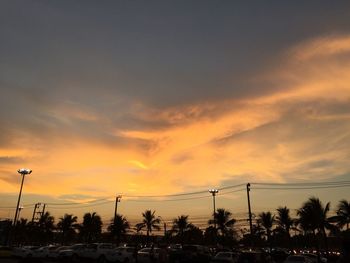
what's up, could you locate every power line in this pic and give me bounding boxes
[1,180,348,209]
[251,180,350,186]
[252,184,350,190]
[123,183,245,198]
[45,187,246,208]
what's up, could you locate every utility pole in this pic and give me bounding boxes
[246,183,253,238]
[209,189,219,246]
[32,203,38,222]
[41,203,46,217]
[32,203,46,223]
[114,195,122,222]
[209,189,219,230]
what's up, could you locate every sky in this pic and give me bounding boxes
[0,1,350,229]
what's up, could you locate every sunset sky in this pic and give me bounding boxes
[1,1,350,228]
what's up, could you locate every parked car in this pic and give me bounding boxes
[108,246,136,263]
[284,255,313,263]
[180,245,212,263]
[34,245,59,258]
[210,251,239,263]
[58,243,86,261]
[81,243,116,262]
[303,253,327,263]
[137,247,161,263]
[49,246,69,259]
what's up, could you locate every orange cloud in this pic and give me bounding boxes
[1,34,350,220]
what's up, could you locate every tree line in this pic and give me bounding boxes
[10,197,350,250]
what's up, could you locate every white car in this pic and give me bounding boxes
[81,243,116,262]
[108,246,136,263]
[49,246,70,259]
[58,243,87,261]
[284,255,313,263]
[33,245,59,258]
[137,247,160,263]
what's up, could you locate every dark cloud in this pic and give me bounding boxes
[1,1,350,110]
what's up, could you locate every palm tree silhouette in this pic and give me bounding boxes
[136,210,160,244]
[172,215,192,244]
[108,214,130,245]
[335,199,350,230]
[258,211,274,248]
[79,212,102,243]
[57,214,78,244]
[276,206,294,238]
[297,197,334,256]
[39,211,55,231]
[209,208,236,237]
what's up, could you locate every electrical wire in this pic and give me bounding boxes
[252,184,350,190]
[1,180,348,209]
[122,183,245,198]
[251,180,350,186]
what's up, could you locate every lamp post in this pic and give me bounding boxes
[209,189,219,229]
[13,168,32,226]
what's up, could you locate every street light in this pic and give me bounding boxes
[13,168,32,226]
[209,189,219,230]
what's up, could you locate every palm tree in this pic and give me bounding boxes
[209,208,236,236]
[258,211,274,247]
[136,210,160,244]
[336,199,350,230]
[183,224,203,244]
[57,214,78,244]
[172,215,192,244]
[37,211,55,244]
[297,197,334,255]
[108,214,130,245]
[79,212,102,243]
[39,211,55,232]
[276,206,294,238]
